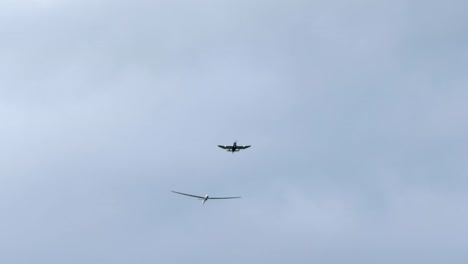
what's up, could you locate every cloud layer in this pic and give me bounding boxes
[1,0,467,263]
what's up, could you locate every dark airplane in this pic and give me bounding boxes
[218,141,251,153]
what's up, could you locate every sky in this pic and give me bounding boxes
[0,0,468,263]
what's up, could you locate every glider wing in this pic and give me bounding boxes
[209,196,241,199]
[171,191,205,199]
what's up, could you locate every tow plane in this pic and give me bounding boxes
[171,190,241,205]
[218,141,251,153]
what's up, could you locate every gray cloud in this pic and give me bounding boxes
[1,0,467,263]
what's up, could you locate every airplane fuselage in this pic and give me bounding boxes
[231,142,237,152]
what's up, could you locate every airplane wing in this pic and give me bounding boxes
[209,196,241,199]
[236,145,251,149]
[171,191,205,199]
[218,145,233,149]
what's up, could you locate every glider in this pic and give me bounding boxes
[218,141,251,153]
[171,190,241,205]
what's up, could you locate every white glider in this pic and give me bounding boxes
[171,190,241,205]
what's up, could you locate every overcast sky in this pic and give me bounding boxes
[1,0,468,263]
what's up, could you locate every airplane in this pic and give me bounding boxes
[171,190,241,205]
[218,141,251,153]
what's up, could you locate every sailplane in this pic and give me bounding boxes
[171,190,241,205]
